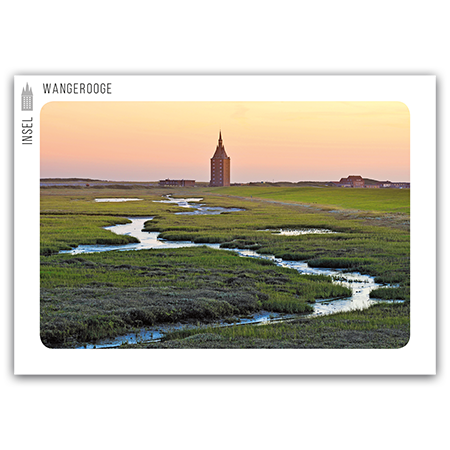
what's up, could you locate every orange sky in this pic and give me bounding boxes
[40,101,410,182]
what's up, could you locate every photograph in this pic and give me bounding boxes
[39,100,411,350]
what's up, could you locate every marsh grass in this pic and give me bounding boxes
[40,185,410,348]
[40,190,193,220]
[142,194,410,287]
[40,215,139,255]
[141,301,410,349]
[40,192,190,254]
[370,286,410,300]
[40,247,355,347]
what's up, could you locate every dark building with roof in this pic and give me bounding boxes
[332,176,410,188]
[210,131,230,187]
[333,175,365,188]
[159,179,195,187]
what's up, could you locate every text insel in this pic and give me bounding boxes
[22,118,33,145]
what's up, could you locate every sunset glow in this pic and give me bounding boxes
[40,101,410,182]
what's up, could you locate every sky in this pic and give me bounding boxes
[40,101,410,182]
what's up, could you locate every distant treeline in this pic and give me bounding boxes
[40,178,107,182]
[40,177,387,186]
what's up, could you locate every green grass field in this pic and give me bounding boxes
[40,184,410,348]
[201,185,410,213]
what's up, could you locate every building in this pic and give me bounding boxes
[159,179,195,187]
[210,131,230,186]
[332,176,410,188]
[21,83,33,111]
[333,175,365,188]
[379,181,410,189]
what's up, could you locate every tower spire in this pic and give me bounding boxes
[210,130,230,187]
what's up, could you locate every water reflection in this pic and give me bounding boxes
[176,207,244,215]
[259,228,337,236]
[225,249,379,316]
[95,198,143,203]
[153,196,244,215]
[60,217,218,254]
[77,311,291,349]
[153,197,203,206]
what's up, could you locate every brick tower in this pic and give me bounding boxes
[210,131,230,186]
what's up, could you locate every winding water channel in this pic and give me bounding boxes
[60,196,390,348]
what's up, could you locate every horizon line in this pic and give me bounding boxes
[40,177,411,183]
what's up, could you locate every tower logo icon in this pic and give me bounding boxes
[21,83,33,111]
